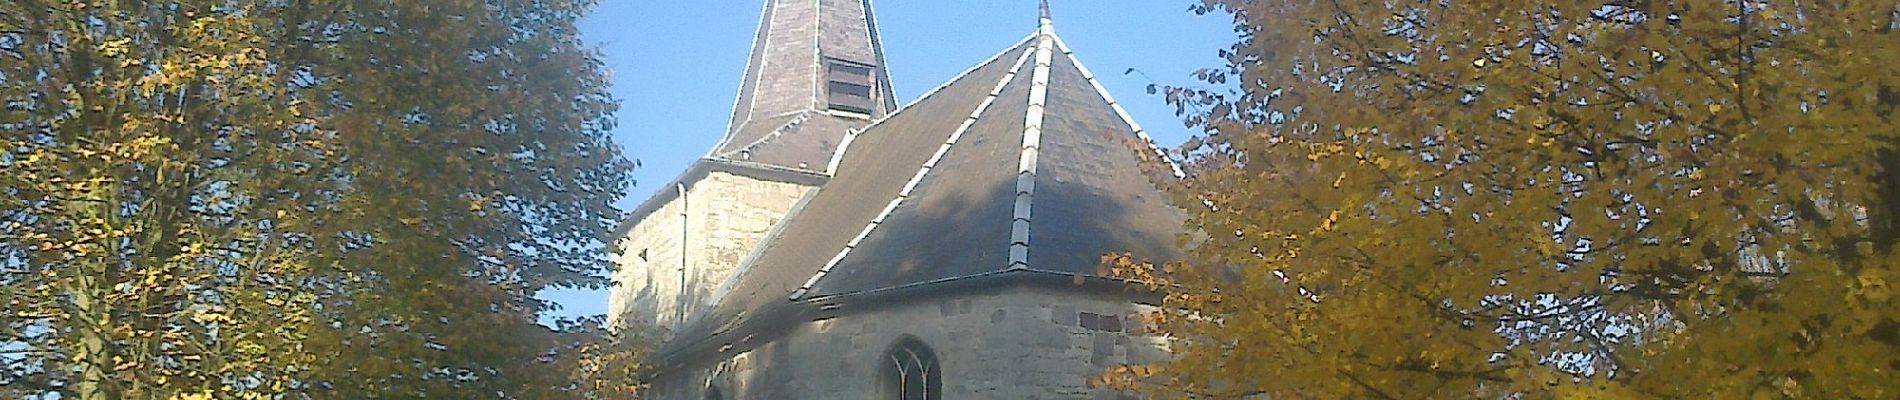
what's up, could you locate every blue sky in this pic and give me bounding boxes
[538,0,1238,321]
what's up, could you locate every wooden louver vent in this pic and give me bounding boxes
[826,58,877,114]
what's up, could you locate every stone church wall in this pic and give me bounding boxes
[608,171,815,332]
[653,286,1171,399]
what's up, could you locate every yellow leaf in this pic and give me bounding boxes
[1859,272,1890,303]
[1319,210,1341,231]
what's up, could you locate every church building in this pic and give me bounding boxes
[608,1,1188,398]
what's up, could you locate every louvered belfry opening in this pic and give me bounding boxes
[827,58,879,114]
[709,0,898,173]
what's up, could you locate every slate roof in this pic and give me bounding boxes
[659,20,1187,361]
[713,0,900,173]
[715,111,872,171]
[615,0,897,236]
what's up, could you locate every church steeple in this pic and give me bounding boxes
[712,0,898,173]
[1039,0,1052,26]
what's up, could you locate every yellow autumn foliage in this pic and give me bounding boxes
[3,0,638,399]
[1108,1,1899,398]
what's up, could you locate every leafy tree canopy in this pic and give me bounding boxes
[1105,1,1898,398]
[1,0,642,398]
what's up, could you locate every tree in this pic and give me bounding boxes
[3,2,335,398]
[553,314,656,400]
[2,0,637,399]
[267,0,637,397]
[1103,1,1898,398]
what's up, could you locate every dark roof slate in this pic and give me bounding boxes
[1023,48,1184,272]
[716,112,868,171]
[804,48,1034,296]
[664,40,1036,349]
[800,33,1186,298]
[715,0,899,173]
[661,27,1186,358]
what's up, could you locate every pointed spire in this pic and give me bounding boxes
[713,0,899,173]
[1038,0,1054,31]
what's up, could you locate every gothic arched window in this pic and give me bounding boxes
[881,337,941,400]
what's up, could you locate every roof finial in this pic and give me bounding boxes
[1038,0,1052,28]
